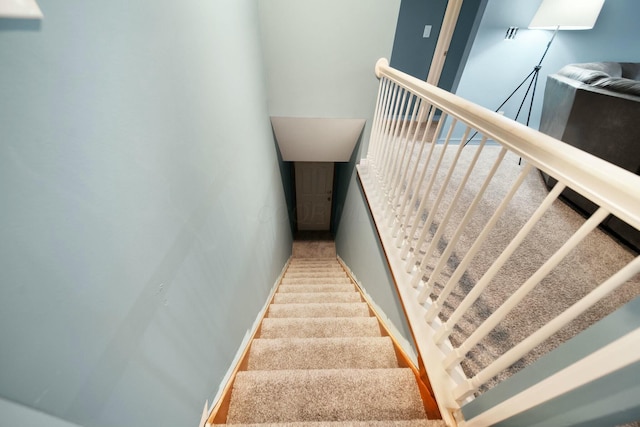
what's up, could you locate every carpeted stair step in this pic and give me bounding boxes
[287,261,342,266]
[215,421,447,427]
[284,270,347,278]
[226,368,427,424]
[285,266,343,273]
[289,258,337,264]
[278,284,355,293]
[248,336,399,370]
[281,277,352,285]
[267,302,370,318]
[292,241,336,259]
[287,264,340,270]
[273,292,361,304]
[287,264,342,270]
[259,317,381,338]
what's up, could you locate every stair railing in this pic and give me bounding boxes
[357,58,640,426]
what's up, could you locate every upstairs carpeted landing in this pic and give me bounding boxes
[217,245,446,426]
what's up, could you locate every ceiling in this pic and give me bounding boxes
[271,116,366,162]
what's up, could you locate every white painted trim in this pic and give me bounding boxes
[427,0,464,86]
[461,327,640,427]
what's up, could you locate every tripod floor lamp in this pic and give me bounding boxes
[497,0,606,129]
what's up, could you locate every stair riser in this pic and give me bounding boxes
[281,277,351,285]
[273,292,361,304]
[284,271,347,278]
[287,264,340,270]
[267,303,370,318]
[278,284,355,293]
[286,264,343,269]
[260,317,381,339]
[248,337,399,370]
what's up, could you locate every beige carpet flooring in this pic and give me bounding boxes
[391,142,640,393]
[221,245,446,426]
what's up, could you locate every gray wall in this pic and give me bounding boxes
[0,1,291,426]
[454,0,640,131]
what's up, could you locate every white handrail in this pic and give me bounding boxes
[359,58,640,426]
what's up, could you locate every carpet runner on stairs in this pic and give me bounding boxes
[217,253,446,426]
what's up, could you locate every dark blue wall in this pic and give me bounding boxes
[390,0,487,92]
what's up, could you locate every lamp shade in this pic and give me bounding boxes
[529,0,604,30]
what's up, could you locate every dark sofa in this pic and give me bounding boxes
[538,62,640,251]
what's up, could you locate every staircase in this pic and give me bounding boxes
[213,241,446,426]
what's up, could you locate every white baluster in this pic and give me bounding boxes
[434,181,566,346]
[392,112,444,239]
[454,255,640,401]
[424,151,521,323]
[398,119,458,259]
[375,83,399,182]
[405,128,471,271]
[443,207,610,370]
[413,138,489,295]
[367,78,387,162]
[379,87,405,185]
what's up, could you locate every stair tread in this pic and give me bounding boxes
[273,292,361,304]
[260,317,380,338]
[227,368,427,424]
[287,264,343,268]
[215,420,447,426]
[248,337,398,370]
[282,277,352,285]
[284,271,347,278]
[267,303,370,318]
[278,284,355,293]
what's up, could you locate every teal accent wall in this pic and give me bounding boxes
[0,1,292,426]
[463,297,640,426]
